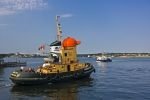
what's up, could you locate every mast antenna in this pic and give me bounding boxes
[56,15,62,41]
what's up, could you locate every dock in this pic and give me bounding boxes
[0,59,26,67]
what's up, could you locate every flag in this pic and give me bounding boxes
[38,45,45,51]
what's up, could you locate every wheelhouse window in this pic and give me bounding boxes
[64,53,67,56]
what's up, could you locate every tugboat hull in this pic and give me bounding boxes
[96,59,112,62]
[10,65,95,85]
[10,71,49,85]
[10,77,49,85]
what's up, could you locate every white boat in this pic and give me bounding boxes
[88,55,91,58]
[96,56,112,62]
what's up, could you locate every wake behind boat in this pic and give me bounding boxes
[10,16,95,85]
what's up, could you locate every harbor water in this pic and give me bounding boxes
[0,57,150,100]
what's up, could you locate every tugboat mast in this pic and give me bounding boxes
[56,15,62,41]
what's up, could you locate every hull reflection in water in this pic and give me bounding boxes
[96,62,108,73]
[10,78,93,100]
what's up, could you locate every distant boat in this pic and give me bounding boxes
[96,56,112,62]
[0,59,4,66]
[87,55,91,58]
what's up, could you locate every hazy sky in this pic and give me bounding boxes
[0,0,150,54]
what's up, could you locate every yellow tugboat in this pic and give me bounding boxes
[10,16,95,85]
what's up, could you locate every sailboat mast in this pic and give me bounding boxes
[56,15,62,41]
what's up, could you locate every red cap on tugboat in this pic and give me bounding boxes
[62,37,80,47]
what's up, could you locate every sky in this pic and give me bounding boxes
[0,0,150,54]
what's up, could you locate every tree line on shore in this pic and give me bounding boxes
[78,53,150,57]
[0,53,150,59]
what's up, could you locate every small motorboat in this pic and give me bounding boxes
[96,56,112,62]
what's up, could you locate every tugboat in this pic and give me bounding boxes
[10,16,95,85]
